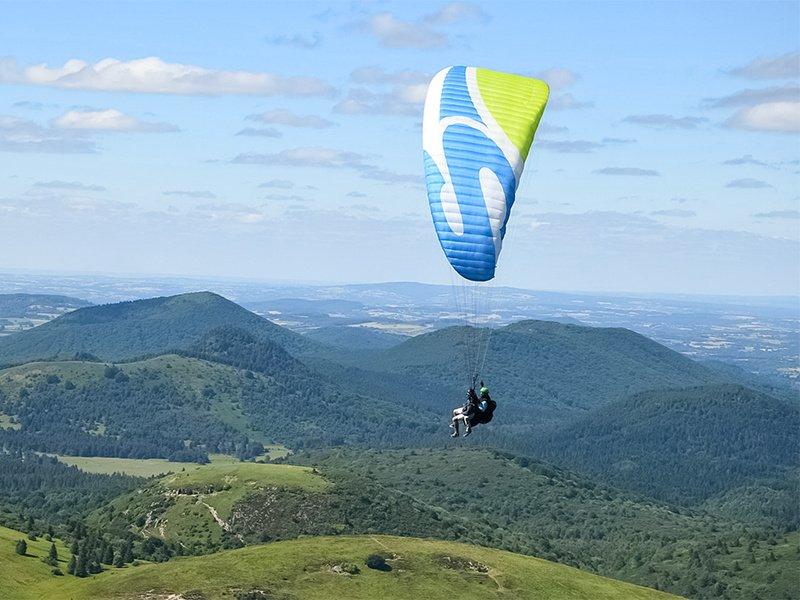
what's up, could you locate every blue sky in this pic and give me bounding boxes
[1,1,798,295]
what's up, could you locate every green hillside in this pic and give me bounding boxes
[295,447,800,599]
[305,324,407,350]
[87,455,513,556]
[0,329,439,459]
[534,384,800,505]
[0,291,315,366]
[0,524,73,600]
[342,320,718,432]
[91,458,330,553]
[8,531,681,600]
[0,356,266,461]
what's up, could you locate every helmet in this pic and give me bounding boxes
[480,386,489,396]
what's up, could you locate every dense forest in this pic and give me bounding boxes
[533,384,800,505]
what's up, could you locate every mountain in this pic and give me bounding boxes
[0,293,91,318]
[336,320,719,432]
[0,291,316,366]
[534,384,800,505]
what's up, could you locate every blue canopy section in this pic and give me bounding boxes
[424,67,515,282]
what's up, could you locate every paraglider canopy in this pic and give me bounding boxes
[422,66,549,282]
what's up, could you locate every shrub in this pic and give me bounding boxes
[365,553,391,571]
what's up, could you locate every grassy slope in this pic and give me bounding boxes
[37,535,681,600]
[0,525,72,600]
[92,459,329,550]
[56,450,291,477]
[296,448,800,599]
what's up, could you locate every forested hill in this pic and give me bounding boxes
[339,319,719,427]
[534,384,800,505]
[0,293,91,317]
[0,291,316,366]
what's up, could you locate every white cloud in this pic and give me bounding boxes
[194,202,266,224]
[726,178,772,189]
[261,193,310,202]
[512,211,799,294]
[350,66,430,85]
[623,114,707,129]
[425,2,488,25]
[537,139,603,153]
[548,92,593,111]
[537,137,636,154]
[234,146,365,169]
[360,3,485,49]
[246,109,334,128]
[235,127,282,138]
[0,56,333,97]
[535,68,579,91]
[34,180,105,192]
[651,209,696,218]
[334,85,426,116]
[53,109,178,132]
[365,12,446,49]
[724,101,800,133]
[336,67,429,117]
[163,190,217,199]
[258,179,294,189]
[722,154,769,167]
[265,32,322,49]
[730,52,800,80]
[232,146,418,183]
[594,167,660,176]
[538,123,569,134]
[0,115,96,153]
[704,84,799,108]
[752,210,799,219]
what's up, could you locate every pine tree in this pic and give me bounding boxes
[15,539,27,555]
[75,554,88,578]
[67,555,76,575]
[102,544,114,565]
[113,551,124,568]
[49,543,59,564]
[121,539,133,563]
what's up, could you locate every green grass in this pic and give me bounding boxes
[91,459,331,552]
[55,455,199,477]
[0,525,72,600]
[160,460,329,520]
[26,535,681,600]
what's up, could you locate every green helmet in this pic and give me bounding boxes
[480,386,489,396]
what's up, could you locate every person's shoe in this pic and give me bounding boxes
[463,427,472,437]
[451,431,459,437]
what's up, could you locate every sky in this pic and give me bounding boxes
[0,0,798,296]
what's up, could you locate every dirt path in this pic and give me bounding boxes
[200,501,231,532]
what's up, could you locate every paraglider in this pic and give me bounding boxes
[422,66,548,435]
[450,382,496,437]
